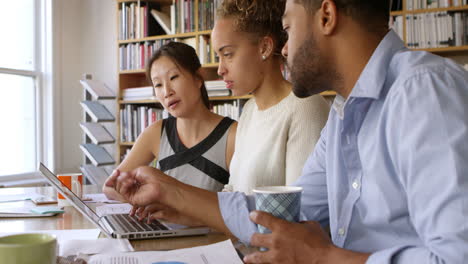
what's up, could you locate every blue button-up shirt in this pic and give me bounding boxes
[218,30,468,263]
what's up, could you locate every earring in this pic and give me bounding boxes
[262,55,267,60]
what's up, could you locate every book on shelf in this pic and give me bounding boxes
[122,86,155,100]
[208,90,230,97]
[79,79,116,100]
[150,9,173,35]
[205,80,226,89]
[212,101,241,120]
[80,144,115,166]
[120,39,174,71]
[120,105,167,142]
[80,164,109,186]
[80,122,115,145]
[119,1,165,40]
[405,0,467,10]
[405,11,468,49]
[80,101,115,122]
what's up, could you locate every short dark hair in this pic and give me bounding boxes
[295,0,390,32]
[146,42,210,109]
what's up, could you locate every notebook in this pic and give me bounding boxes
[38,163,210,240]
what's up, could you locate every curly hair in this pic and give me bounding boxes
[217,0,287,57]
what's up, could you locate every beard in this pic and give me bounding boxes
[289,33,341,98]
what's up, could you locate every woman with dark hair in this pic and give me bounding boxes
[103,42,237,201]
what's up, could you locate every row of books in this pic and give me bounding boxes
[120,105,168,142]
[206,80,229,97]
[119,39,173,71]
[119,37,213,71]
[211,101,242,121]
[401,12,468,48]
[171,0,223,33]
[122,86,155,101]
[119,1,165,40]
[406,0,467,10]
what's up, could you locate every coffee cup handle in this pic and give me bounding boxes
[72,180,82,198]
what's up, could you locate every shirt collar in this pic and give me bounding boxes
[348,30,406,100]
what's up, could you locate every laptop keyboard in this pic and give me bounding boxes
[107,214,168,233]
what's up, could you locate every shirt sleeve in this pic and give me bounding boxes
[285,95,330,185]
[218,191,257,244]
[367,64,468,263]
[217,121,331,244]
[293,122,329,227]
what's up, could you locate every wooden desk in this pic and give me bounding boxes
[0,186,231,252]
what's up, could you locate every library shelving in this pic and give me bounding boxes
[390,2,468,53]
[115,0,336,163]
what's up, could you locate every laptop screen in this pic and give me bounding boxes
[38,163,102,227]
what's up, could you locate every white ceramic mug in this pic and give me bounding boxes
[57,173,83,206]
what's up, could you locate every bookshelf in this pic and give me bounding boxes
[390,2,468,53]
[114,0,337,163]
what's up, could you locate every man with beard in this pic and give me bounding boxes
[112,0,468,263]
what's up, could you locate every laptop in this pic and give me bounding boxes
[38,163,210,240]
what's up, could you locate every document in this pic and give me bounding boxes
[87,239,243,264]
[60,238,133,256]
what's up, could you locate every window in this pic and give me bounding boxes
[0,0,42,178]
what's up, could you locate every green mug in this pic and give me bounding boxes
[0,233,57,264]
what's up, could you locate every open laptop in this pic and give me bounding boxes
[38,163,210,240]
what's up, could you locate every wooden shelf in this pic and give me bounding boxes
[390,10,404,16]
[120,69,146,74]
[117,0,173,5]
[119,99,159,104]
[120,142,135,146]
[202,63,219,68]
[411,45,468,53]
[405,5,468,14]
[120,63,217,74]
[119,30,213,45]
[320,91,336,97]
[209,95,252,101]
[391,5,468,15]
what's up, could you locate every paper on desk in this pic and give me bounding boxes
[87,239,243,264]
[0,193,43,203]
[60,238,134,256]
[0,229,101,245]
[84,193,121,204]
[96,203,133,216]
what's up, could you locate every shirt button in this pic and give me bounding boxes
[352,180,360,190]
[338,228,345,236]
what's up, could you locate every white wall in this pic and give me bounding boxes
[55,0,117,173]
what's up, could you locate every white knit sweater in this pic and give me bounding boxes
[228,92,330,194]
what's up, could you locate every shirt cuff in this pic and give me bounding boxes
[218,191,257,244]
[366,246,412,264]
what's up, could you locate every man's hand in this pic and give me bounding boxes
[244,211,370,264]
[130,203,204,227]
[244,211,333,264]
[114,166,172,206]
[104,169,120,188]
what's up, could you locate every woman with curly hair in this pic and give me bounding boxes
[106,0,329,229]
[213,0,329,194]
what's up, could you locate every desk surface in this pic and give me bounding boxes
[0,186,231,252]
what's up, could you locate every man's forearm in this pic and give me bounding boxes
[162,181,234,237]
